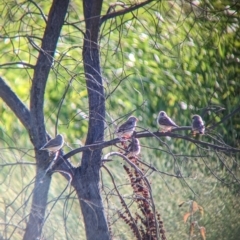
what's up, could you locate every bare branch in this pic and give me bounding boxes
[63,126,240,160]
[28,0,47,23]
[0,162,36,167]
[42,170,72,226]
[102,165,142,239]
[55,76,75,135]
[100,0,155,25]
[0,62,35,68]
[0,77,31,132]
[208,105,240,129]
[103,152,160,239]
[136,158,183,178]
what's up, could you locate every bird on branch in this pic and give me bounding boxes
[39,134,64,152]
[116,116,138,140]
[157,111,178,132]
[192,115,205,136]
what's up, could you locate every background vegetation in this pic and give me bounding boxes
[0,0,240,239]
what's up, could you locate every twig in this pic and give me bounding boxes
[102,165,142,239]
[100,0,154,25]
[0,62,34,68]
[103,152,160,239]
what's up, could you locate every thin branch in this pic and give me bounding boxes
[0,35,42,41]
[55,76,75,135]
[167,132,240,152]
[0,222,24,230]
[100,0,155,26]
[215,151,240,184]
[102,165,142,239]
[28,0,47,23]
[136,158,183,178]
[0,62,35,68]
[64,20,85,35]
[105,74,133,100]
[0,162,36,167]
[0,77,31,132]
[102,152,159,239]
[42,170,72,226]
[208,105,240,129]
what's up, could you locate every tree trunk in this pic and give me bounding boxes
[23,0,70,239]
[71,0,110,239]
[23,170,51,240]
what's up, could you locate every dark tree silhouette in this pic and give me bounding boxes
[0,0,240,240]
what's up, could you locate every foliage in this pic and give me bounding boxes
[0,0,240,239]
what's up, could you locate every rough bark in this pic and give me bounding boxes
[71,0,110,239]
[23,0,70,239]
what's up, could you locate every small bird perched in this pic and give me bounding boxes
[116,116,138,140]
[157,111,178,132]
[125,138,141,157]
[192,115,205,135]
[39,134,64,152]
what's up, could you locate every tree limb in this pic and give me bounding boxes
[24,0,70,239]
[29,0,70,147]
[63,126,240,160]
[0,77,31,132]
[100,0,154,25]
